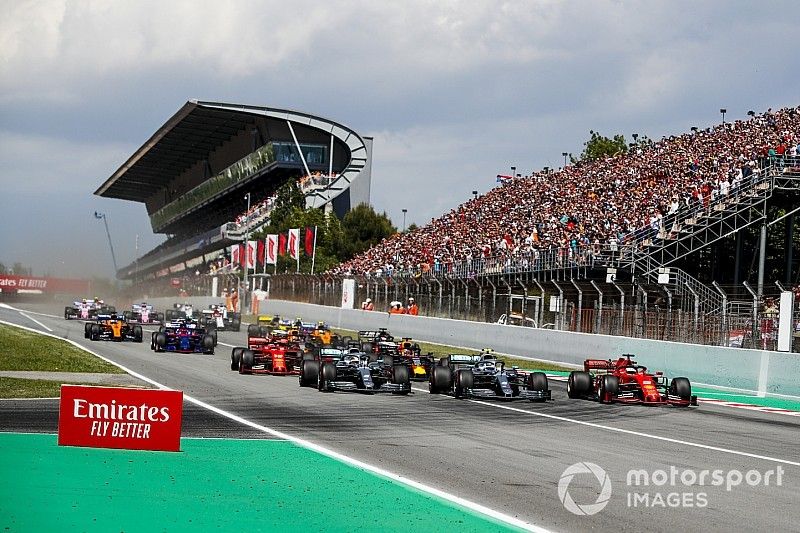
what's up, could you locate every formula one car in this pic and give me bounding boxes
[165,303,196,321]
[65,298,115,320]
[429,352,551,401]
[199,303,241,332]
[566,354,697,406]
[299,349,411,394]
[231,330,307,375]
[85,314,143,343]
[124,303,164,325]
[150,320,215,354]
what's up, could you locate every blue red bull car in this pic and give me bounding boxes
[150,320,215,354]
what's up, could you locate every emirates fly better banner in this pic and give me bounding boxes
[58,385,183,452]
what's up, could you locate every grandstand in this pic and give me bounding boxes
[309,107,800,349]
[95,100,372,280]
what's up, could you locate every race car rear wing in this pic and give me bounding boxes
[358,329,394,341]
[447,354,484,365]
[583,359,615,372]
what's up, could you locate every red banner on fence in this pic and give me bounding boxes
[0,275,90,294]
[58,385,183,452]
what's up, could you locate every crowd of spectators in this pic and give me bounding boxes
[331,107,800,277]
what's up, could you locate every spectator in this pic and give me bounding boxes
[407,298,419,316]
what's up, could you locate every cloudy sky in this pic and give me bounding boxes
[0,0,798,278]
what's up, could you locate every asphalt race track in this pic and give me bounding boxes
[1,303,798,532]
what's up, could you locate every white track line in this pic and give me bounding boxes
[410,386,800,467]
[18,311,53,332]
[0,319,548,533]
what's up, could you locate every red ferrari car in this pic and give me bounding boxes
[231,331,306,375]
[567,354,697,406]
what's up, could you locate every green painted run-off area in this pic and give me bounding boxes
[0,433,520,532]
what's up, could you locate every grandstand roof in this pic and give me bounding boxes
[95,100,262,201]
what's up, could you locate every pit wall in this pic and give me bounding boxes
[149,297,800,398]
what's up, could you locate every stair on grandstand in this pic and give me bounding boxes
[635,266,724,316]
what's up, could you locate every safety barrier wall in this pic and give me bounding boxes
[146,296,800,397]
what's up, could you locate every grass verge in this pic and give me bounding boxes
[0,377,98,399]
[332,328,575,372]
[0,323,124,373]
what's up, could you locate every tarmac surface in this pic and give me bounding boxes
[1,302,798,532]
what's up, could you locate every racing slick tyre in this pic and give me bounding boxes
[429,365,451,394]
[208,330,218,347]
[527,372,549,401]
[598,375,619,404]
[90,324,100,341]
[231,318,241,332]
[150,331,157,350]
[239,349,255,374]
[383,355,394,367]
[247,324,259,337]
[392,364,410,393]
[259,326,271,338]
[133,325,143,343]
[302,352,316,361]
[341,336,353,345]
[84,322,93,338]
[670,377,692,401]
[567,371,592,399]
[65,307,72,320]
[439,356,451,368]
[154,332,167,352]
[299,360,320,387]
[361,342,374,354]
[202,334,215,354]
[123,311,132,321]
[165,310,176,321]
[454,369,474,399]
[158,326,166,333]
[230,347,244,371]
[156,313,165,323]
[319,362,337,392]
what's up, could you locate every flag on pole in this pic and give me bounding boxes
[246,240,257,270]
[257,240,265,265]
[278,234,287,256]
[231,244,244,266]
[266,234,278,265]
[305,227,316,255]
[288,228,300,260]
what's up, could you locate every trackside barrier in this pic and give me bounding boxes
[146,296,800,398]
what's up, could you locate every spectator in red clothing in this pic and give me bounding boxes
[407,298,419,316]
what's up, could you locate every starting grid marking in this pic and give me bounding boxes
[545,374,800,418]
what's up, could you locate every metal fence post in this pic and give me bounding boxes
[570,279,583,332]
[712,281,728,346]
[532,279,545,330]
[551,280,564,330]
[610,281,625,336]
[684,282,699,344]
[590,280,603,334]
[743,281,759,349]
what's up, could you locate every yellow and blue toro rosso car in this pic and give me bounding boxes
[84,314,143,343]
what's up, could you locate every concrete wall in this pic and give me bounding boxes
[148,296,800,398]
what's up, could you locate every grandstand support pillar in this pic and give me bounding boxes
[757,224,767,299]
[287,120,312,180]
[551,280,564,331]
[712,281,728,347]
[684,282,699,343]
[734,231,743,286]
[636,285,648,339]
[517,280,528,325]
[460,278,470,316]
[743,281,759,348]
[570,279,583,333]
[661,285,672,341]
[500,278,512,320]
[532,279,545,330]
[434,278,443,316]
[486,278,496,323]
[786,214,795,285]
[611,281,625,337]
[590,280,603,334]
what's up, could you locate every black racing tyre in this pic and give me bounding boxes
[302,352,316,361]
[599,375,619,403]
[84,322,93,338]
[210,331,218,346]
[240,349,255,373]
[319,362,337,391]
[158,325,166,333]
[341,336,352,345]
[454,369,474,398]
[300,360,320,387]
[430,365,451,394]
[528,372,548,392]
[232,319,241,332]
[205,321,216,332]
[90,323,100,341]
[231,347,244,371]
[439,356,451,368]
[670,377,691,400]
[361,342,374,353]
[567,371,592,399]
[133,325,143,343]
[199,316,207,326]
[165,310,175,321]
[123,311,132,321]
[259,326,270,338]
[383,355,394,367]
[392,364,410,386]
[156,312,165,323]
[202,334,215,354]
[154,332,166,351]
[65,307,72,320]
[247,324,259,337]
